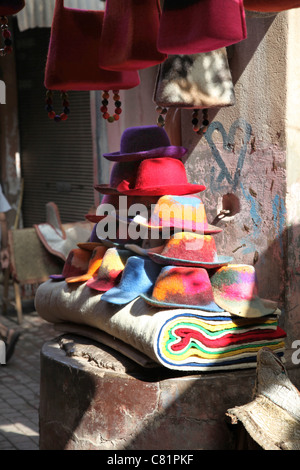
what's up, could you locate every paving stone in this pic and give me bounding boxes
[0,304,57,450]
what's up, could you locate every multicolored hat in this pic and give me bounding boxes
[210,264,278,318]
[101,256,162,305]
[116,194,222,234]
[140,265,224,312]
[86,248,132,292]
[116,158,206,196]
[49,248,92,281]
[66,245,107,284]
[147,232,232,268]
[102,126,187,162]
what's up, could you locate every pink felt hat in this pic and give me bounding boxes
[66,245,107,284]
[147,232,232,268]
[116,195,221,234]
[117,158,206,196]
[102,126,187,162]
[86,248,132,292]
[210,264,278,318]
[49,247,92,281]
[140,265,224,312]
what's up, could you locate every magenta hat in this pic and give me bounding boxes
[102,126,187,162]
[147,232,232,268]
[117,157,206,196]
[86,248,132,292]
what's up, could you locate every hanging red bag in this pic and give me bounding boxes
[243,0,300,11]
[157,0,247,54]
[0,0,25,56]
[44,0,140,122]
[98,0,166,71]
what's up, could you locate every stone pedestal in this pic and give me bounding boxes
[39,334,258,450]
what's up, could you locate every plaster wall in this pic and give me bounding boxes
[285,9,300,346]
[181,13,298,355]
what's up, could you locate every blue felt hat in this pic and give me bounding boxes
[101,256,162,305]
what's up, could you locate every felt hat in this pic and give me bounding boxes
[102,126,187,162]
[66,245,107,284]
[101,256,162,305]
[94,161,140,195]
[49,247,92,281]
[147,232,232,268]
[86,194,160,223]
[86,248,132,292]
[210,264,278,318]
[140,265,224,312]
[116,194,221,234]
[117,158,205,196]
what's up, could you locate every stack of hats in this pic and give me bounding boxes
[49,125,286,371]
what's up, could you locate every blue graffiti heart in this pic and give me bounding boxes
[204,118,252,191]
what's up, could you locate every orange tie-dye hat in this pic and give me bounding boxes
[141,265,223,312]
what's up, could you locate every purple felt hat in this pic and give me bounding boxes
[102,126,188,162]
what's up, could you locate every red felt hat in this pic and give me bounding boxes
[49,247,92,281]
[157,0,246,55]
[44,0,140,92]
[117,158,206,196]
[98,0,166,71]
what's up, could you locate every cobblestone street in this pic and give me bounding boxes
[0,297,57,450]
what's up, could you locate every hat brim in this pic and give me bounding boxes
[140,293,224,312]
[117,213,222,234]
[86,276,120,292]
[148,252,233,268]
[101,288,140,305]
[77,242,104,251]
[85,214,107,223]
[49,274,65,281]
[103,146,188,162]
[213,295,278,318]
[94,184,121,195]
[118,184,206,196]
[66,273,94,283]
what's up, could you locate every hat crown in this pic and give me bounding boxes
[117,256,161,292]
[151,265,217,307]
[150,194,208,230]
[125,158,191,191]
[62,248,91,277]
[109,161,140,190]
[211,264,258,300]
[120,126,171,154]
[96,248,131,279]
[159,232,218,262]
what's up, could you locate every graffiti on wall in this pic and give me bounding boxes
[203,117,287,256]
[205,118,252,192]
